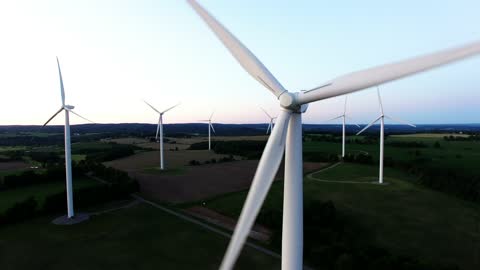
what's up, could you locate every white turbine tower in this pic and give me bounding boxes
[261,108,276,135]
[43,57,94,219]
[187,1,480,269]
[356,87,415,184]
[199,111,216,150]
[326,95,360,157]
[144,101,180,170]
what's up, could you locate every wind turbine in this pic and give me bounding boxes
[356,87,415,184]
[325,95,360,157]
[261,108,276,135]
[187,1,480,269]
[43,57,94,219]
[199,111,215,150]
[144,101,180,170]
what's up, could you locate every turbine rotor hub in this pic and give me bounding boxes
[64,105,75,110]
[279,92,307,113]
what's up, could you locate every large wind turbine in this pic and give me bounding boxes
[43,57,94,219]
[187,1,480,269]
[199,111,215,150]
[356,87,415,184]
[326,95,360,157]
[261,108,276,135]
[144,101,180,170]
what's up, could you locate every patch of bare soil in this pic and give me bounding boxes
[129,160,329,204]
[0,161,30,171]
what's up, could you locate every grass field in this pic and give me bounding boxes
[0,176,101,214]
[304,134,480,173]
[105,150,234,173]
[202,163,480,270]
[72,154,86,162]
[0,203,280,270]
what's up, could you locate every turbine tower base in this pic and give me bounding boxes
[52,213,90,225]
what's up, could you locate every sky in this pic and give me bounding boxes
[0,0,480,126]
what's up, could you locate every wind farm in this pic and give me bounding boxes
[1,1,480,270]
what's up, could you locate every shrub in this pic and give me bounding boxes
[1,197,38,225]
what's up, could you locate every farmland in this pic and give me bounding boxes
[0,176,100,214]
[1,129,480,269]
[0,203,280,270]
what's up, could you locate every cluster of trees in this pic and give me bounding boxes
[84,145,136,162]
[408,166,480,202]
[443,134,480,141]
[381,154,480,202]
[188,155,235,166]
[0,150,24,162]
[386,141,428,148]
[189,140,267,159]
[0,133,117,147]
[0,160,138,226]
[305,134,342,143]
[1,167,69,190]
[257,200,457,270]
[304,134,379,145]
[303,152,340,163]
[343,152,374,164]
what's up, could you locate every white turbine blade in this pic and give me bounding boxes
[156,116,161,139]
[56,57,66,106]
[68,110,95,124]
[298,40,480,105]
[385,115,416,128]
[187,0,287,98]
[43,107,64,126]
[326,115,343,122]
[210,123,216,134]
[266,121,271,134]
[220,110,291,270]
[377,86,384,114]
[162,103,181,114]
[260,107,272,119]
[356,115,382,135]
[209,110,215,121]
[345,116,361,128]
[144,100,161,114]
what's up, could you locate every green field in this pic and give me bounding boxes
[72,154,86,162]
[2,132,480,269]
[304,134,480,173]
[0,203,279,270]
[202,163,480,270]
[0,177,101,214]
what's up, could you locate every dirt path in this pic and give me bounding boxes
[305,162,342,181]
[131,194,282,259]
[89,199,141,216]
[306,162,385,185]
[184,206,272,242]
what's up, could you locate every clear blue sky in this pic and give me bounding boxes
[0,0,479,125]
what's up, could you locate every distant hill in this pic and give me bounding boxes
[1,123,480,137]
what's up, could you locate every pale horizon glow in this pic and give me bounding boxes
[1,0,480,126]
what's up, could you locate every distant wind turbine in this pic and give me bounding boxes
[43,57,94,219]
[325,95,360,157]
[187,0,480,269]
[356,87,416,184]
[260,108,276,135]
[144,101,180,170]
[199,111,215,150]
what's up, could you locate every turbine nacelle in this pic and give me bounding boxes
[279,92,308,113]
[64,105,75,110]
